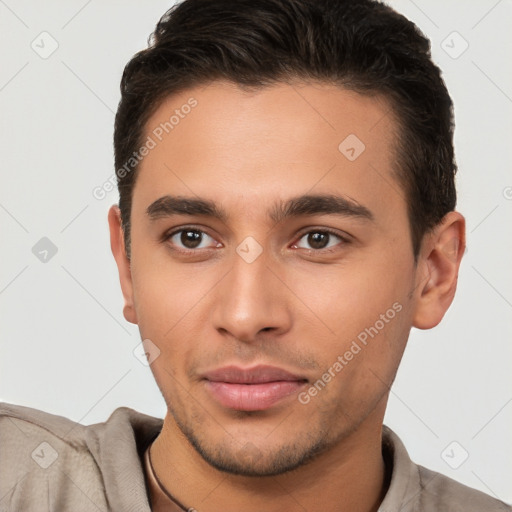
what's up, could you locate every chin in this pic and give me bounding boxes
[178,418,333,477]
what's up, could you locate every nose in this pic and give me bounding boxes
[211,247,293,343]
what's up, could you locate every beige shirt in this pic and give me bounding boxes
[0,401,509,511]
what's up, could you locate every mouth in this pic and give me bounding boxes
[201,365,308,411]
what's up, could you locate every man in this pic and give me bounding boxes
[0,0,509,510]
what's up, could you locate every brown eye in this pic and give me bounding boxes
[180,230,203,248]
[167,228,218,251]
[307,232,329,249]
[295,230,344,251]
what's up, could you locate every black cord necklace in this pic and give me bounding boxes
[148,444,194,512]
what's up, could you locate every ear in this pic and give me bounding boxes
[412,211,466,330]
[108,205,138,324]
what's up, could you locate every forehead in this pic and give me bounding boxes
[134,80,405,222]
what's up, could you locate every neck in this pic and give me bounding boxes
[151,404,388,512]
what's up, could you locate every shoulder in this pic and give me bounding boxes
[416,464,511,512]
[0,401,108,511]
[381,425,511,512]
[0,401,162,512]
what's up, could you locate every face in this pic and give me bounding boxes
[113,81,430,476]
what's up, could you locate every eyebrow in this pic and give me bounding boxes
[146,193,374,224]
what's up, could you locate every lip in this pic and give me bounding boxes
[202,365,308,411]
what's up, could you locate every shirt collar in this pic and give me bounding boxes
[378,425,421,511]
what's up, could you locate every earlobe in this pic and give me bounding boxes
[108,205,138,325]
[412,211,466,330]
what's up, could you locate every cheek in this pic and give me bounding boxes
[130,244,208,334]
[129,253,218,375]
[131,272,173,338]
[298,256,410,336]
[293,251,414,385]
[298,302,411,422]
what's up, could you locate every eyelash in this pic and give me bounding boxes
[163,226,350,255]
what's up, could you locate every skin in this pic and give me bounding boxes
[109,80,465,512]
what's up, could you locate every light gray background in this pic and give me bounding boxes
[1,0,511,504]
